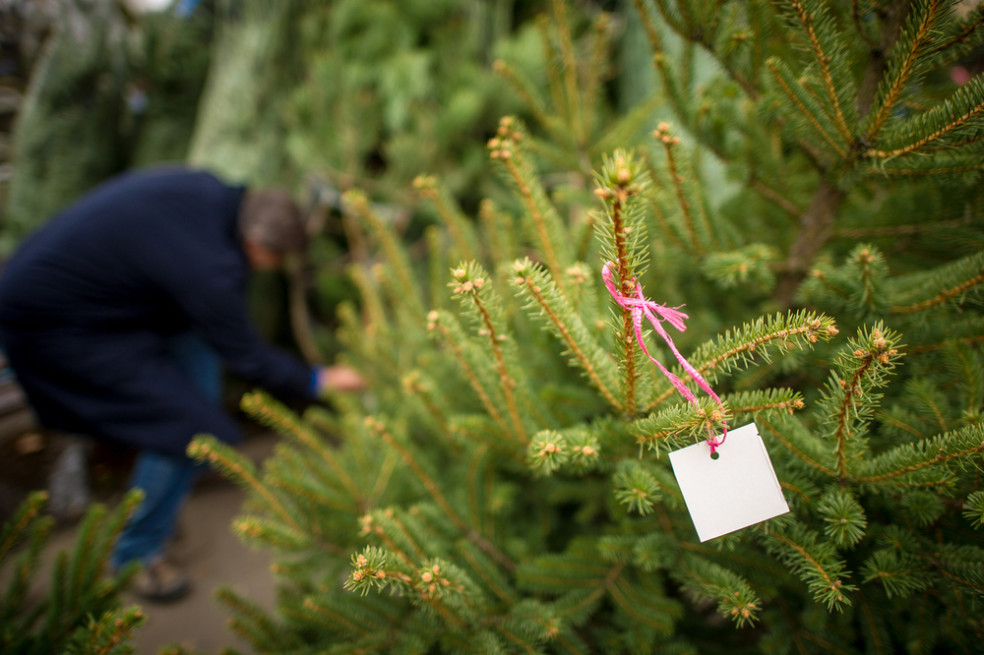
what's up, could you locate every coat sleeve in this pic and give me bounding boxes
[174,263,315,399]
[136,234,316,400]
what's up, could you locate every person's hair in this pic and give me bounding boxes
[238,188,306,254]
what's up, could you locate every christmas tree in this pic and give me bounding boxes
[188,1,984,652]
[0,490,144,655]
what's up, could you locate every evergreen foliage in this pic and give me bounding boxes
[188,0,545,200]
[1,0,213,254]
[190,1,984,652]
[2,0,133,252]
[0,489,144,655]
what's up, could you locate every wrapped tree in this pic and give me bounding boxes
[1,0,213,253]
[2,0,133,252]
[192,1,984,653]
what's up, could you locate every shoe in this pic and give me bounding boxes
[131,556,192,603]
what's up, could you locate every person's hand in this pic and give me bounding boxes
[316,364,368,395]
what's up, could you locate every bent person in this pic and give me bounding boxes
[0,167,364,602]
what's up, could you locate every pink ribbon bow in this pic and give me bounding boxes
[602,262,728,452]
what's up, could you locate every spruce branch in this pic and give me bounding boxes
[675,555,762,627]
[551,0,585,144]
[449,415,517,462]
[865,158,984,177]
[889,249,984,314]
[263,464,353,515]
[766,57,849,159]
[528,430,570,477]
[343,264,392,350]
[188,435,303,533]
[653,123,716,253]
[342,189,426,322]
[720,388,805,420]
[298,595,388,641]
[63,606,146,655]
[240,390,364,500]
[701,244,778,290]
[749,178,802,217]
[964,491,984,530]
[904,378,951,434]
[594,150,654,416]
[489,117,574,283]
[930,552,984,601]
[456,540,519,606]
[427,310,511,436]
[358,512,420,568]
[451,263,529,445]
[632,398,730,456]
[479,198,518,270]
[364,416,467,535]
[402,370,451,436]
[782,0,855,141]
[498,599,568,651]
[866,75,984,159]
[854,423,984,486]
[648,311,838,411]
[512,258,623,413]
[638,0,760,100]
[651,0,687,38]
[761,521,857,611]
[516,538,611,595]
[775,181,847,306]
[759,416,837,476]
[583,12,613,147]
[800,244,892,319]
[529,427,602,476]
[67,503,108,612]
[233,514,313,551]
[821,324,903,479]
[862,0,945,144]
[0,489,47,564]
[413,175,481,264]
[363,416,514,571]
[82,490,143,598]
[606,571,680,634]
[216,587,302,652]
[817,488,867,548]
[861,549,932,599]
[613,460,662,515]
[491,59,553,136]
[931,2,984,60]
[851,0,880,49]
[536,13,570,140]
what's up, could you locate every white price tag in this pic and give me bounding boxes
[668,422,789,542]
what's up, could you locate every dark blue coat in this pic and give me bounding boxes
[0,168,315,457]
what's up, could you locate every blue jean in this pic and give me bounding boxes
[111,332,221,569]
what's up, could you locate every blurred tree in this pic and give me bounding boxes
[0,490,145,655]
[0,0,214,255]
[1,0,134,254]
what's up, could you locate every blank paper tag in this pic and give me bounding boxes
[668,422,789,542]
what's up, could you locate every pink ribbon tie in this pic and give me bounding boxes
[602,262,728,452]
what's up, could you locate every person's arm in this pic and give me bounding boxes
[165,253,315,398]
